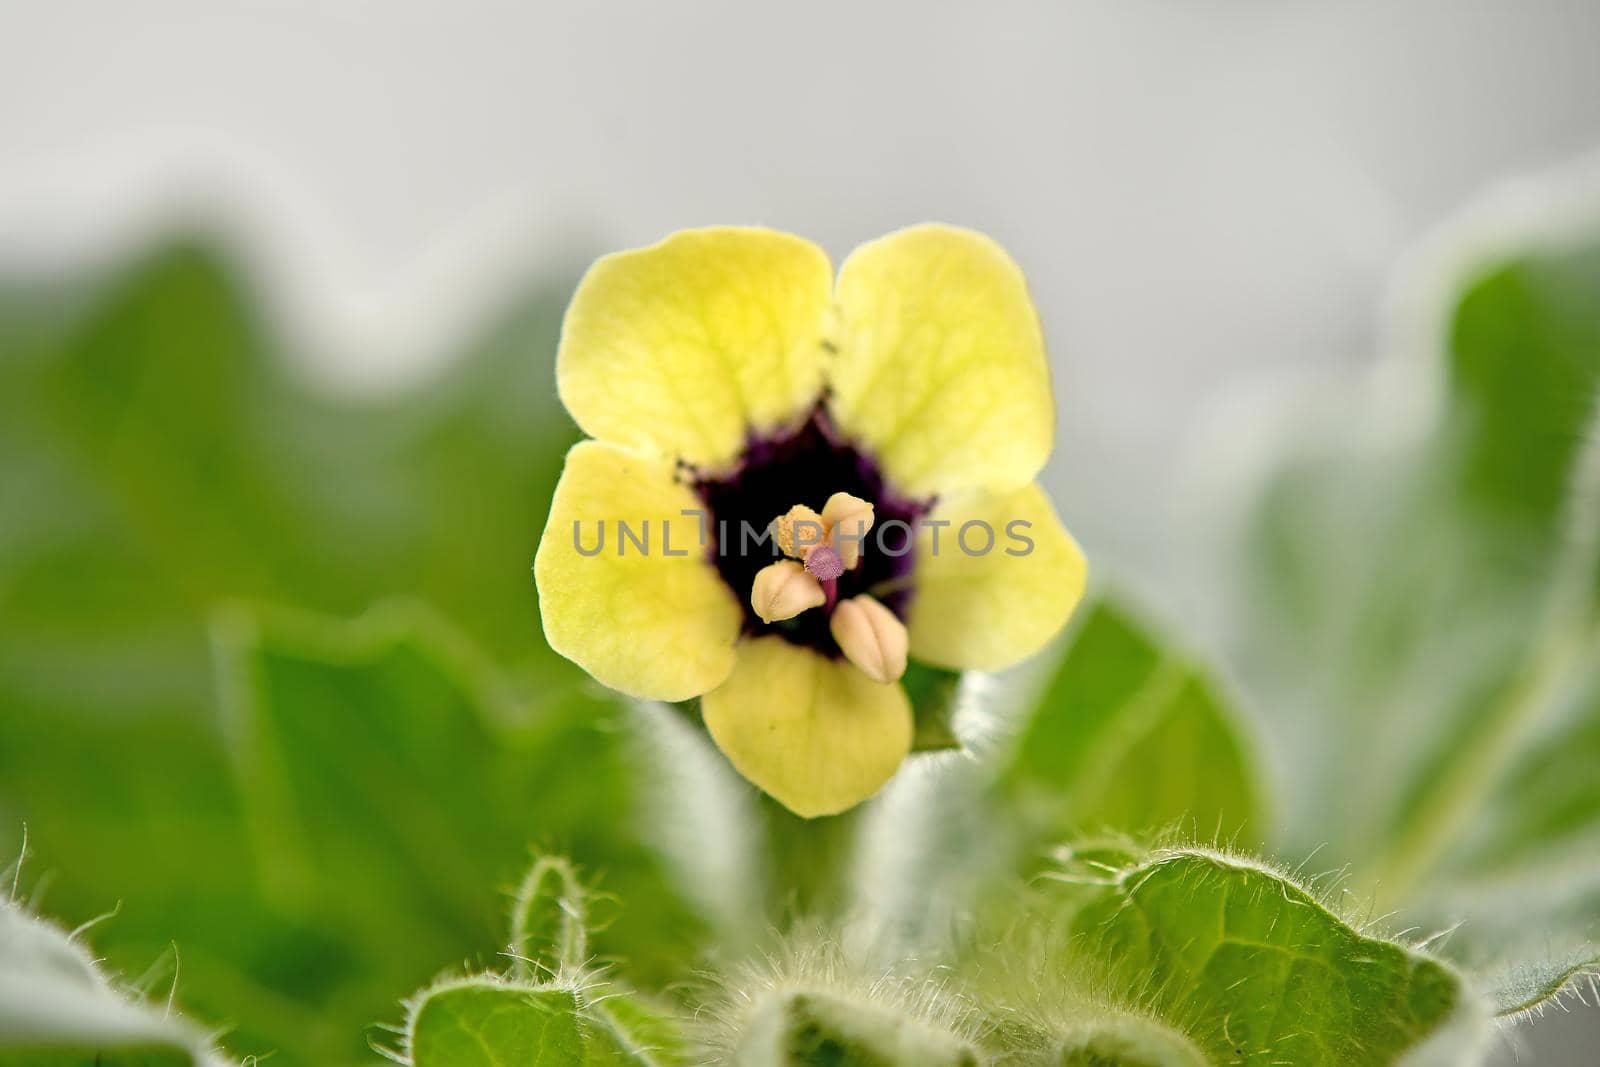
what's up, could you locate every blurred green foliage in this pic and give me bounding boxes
[2,191,1600,1066]
[1451,244,1600,524]
[846,596,1260,955]
[0,240,680,1063]
[1223,224,1600,1011]
[212,602,719,1059]
[1002,599,1259,844]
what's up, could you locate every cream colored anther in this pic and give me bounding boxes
[829,595,908,684]
[750,560,826,623]
[773,505,827,559]
[821,492,875,569]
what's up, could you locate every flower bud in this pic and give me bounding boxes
[821,492,875,569]
[750,560,826,623]
[829,595,908,684]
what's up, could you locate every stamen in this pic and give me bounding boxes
[773,505,826,559]
[829,595,909,684]
[821,492,875,570]
[697,413,930,658]
[750,560,826,623]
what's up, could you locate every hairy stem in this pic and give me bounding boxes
[758,793,862,918]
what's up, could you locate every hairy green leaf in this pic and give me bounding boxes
[1034,849,1485,1066]
[408,982,587,1067]
[0,899,228,1066]
[407,979,690,1067]
[1441,902,1600,1018]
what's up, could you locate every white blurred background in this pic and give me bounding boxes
[2,2,1597,1060]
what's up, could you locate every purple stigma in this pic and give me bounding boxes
[805,545,845,582]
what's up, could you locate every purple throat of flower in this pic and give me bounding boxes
[691,407,932,659]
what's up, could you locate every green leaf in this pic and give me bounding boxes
[1369,230,1600,904]
[1485,947,1600,1019]
[1448,240,1600,527]
[0,237,590,1063]
[215,600,755,1060]
[1033,849,1485,1067]
[0,248,306,1060]
[1001,598,1261,846]
[1436,656,1600,884]
[406,979,690,1067]
[851,597,1262,951]
[1571,438,1600,614]
[1438,898,1600,1018]
[0,899,228,1066]
[408,982,587,1067]
[1209,183,1600,1014]
[583,991,695,1066]
[736,989,979,1067]
[2,237,581,658]
[1401,658,1600,1015]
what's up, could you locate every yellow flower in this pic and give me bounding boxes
[534,225,1088,817]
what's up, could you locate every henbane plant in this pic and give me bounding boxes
[535,224,1088,818]
[3,164,1600,1065]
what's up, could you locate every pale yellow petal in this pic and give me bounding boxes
[829,224,1054,496]
[534,441,741,700]
[557,227,833,470]
[702,637,912,818]
[906,482,1087,671]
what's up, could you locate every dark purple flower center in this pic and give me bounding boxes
[692,407,932,657]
